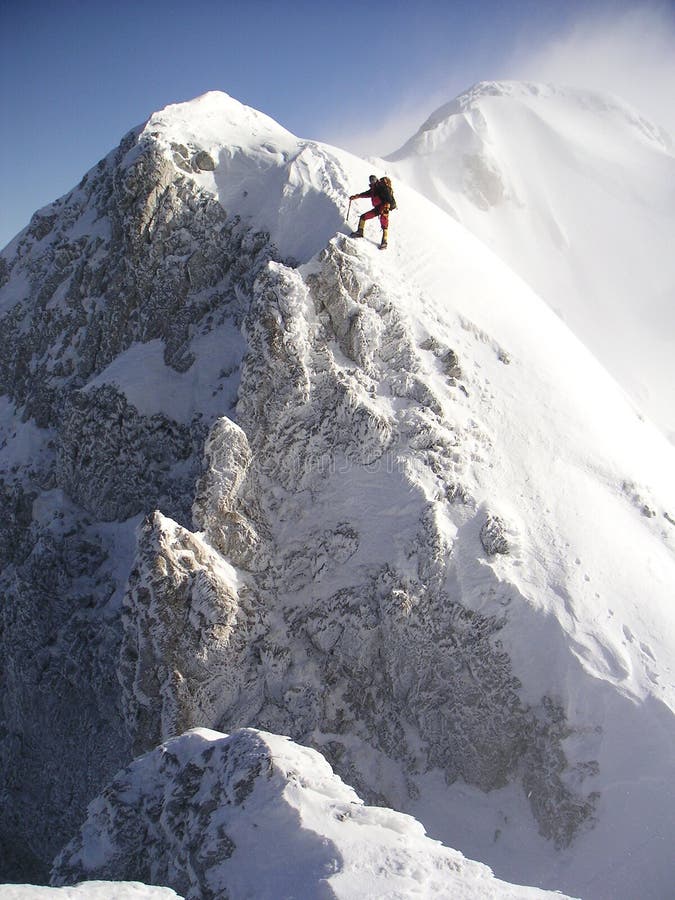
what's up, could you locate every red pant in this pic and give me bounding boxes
[362,206,389,229]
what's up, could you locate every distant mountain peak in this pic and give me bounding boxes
[386,79,675,439]
[389,79,671,161]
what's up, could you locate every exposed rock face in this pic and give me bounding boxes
[0,487,126,881]
[0,132,274,427]
[57,385,203,524]
[119,512,265,758]
[0,122,277,879]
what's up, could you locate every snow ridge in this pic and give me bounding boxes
[386,80,675,441]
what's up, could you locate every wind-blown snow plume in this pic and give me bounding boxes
[510,4,675,137]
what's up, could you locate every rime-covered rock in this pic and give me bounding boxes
[481,512,510,555]
[119,512,264,757]
[51,728,575,900]
[57,385,203,524]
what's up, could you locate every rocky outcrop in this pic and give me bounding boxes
[192,417,264,569]
[51,728,575,900]
[118,512,265,757]
[481,512,510,555]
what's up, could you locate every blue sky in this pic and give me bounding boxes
[1,0,674,248]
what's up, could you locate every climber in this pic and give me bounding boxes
[349,175,397,249]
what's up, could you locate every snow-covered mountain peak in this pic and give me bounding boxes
[390,80,672,161]
[388,80,538,152]
[141,90,300,166]
[124,89,358,263]
[386,79,675,441]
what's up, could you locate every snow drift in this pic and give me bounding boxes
[0,886,181,900]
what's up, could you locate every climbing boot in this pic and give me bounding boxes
[379,228,388,250]
[350,214,366,238]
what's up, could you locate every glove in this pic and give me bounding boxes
[349,195,357,201]
[381,203,390,214]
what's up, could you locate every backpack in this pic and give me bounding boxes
[376,177,397,210]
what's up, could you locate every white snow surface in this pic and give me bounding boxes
[386,80,675,443]
[82,328,243,423]
[122,90,675,900]
[0,886,181,899]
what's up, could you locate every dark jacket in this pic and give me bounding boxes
[355,180,391,207]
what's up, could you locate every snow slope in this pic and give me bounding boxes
[342,195,675,900]
[1,89,674,900]
[386,80,675,442]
